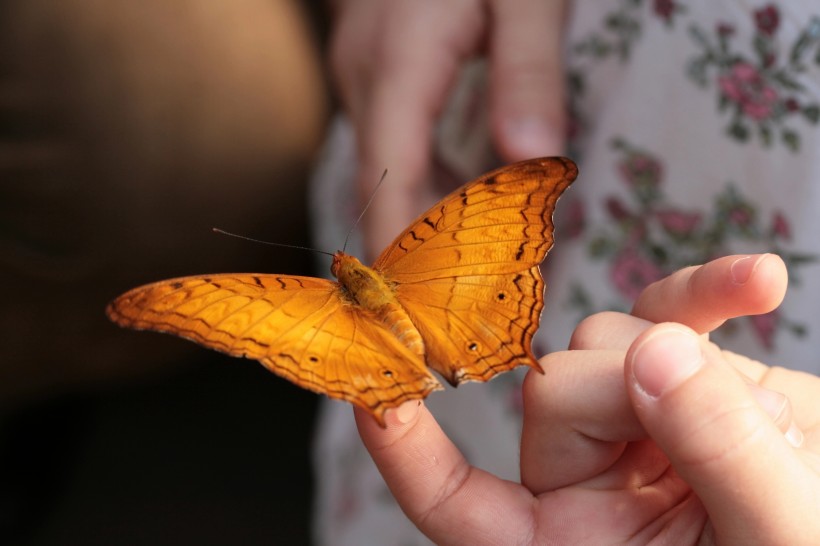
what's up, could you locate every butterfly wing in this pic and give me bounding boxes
[106,273,441,423]
[372,157,577,385]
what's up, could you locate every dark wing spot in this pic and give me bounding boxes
[171,281,183,289]
[496,291,507,301]
[308,355,320,364]
[468,342,479,352]
[382,369,394,378]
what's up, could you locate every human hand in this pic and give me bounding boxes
[331,0,568,258]
[355,254,820,544]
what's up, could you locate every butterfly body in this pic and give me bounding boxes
[107,157,578,425]
[332,252,425,355]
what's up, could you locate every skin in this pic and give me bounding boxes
[331,0,568,259]
[355,254,820,545]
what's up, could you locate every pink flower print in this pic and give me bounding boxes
[750,310,779,350]
[605,196,648,245]
[564,199,586,239]
[656,208,702,237]
[618,153,663,190]
[606,196,632,222]
[727,202,754,228]
[333,489,361,525]
[653,0,677,21]
[771,211,791,240]
[566,107,582,142]
[717,23,735,37]
[507,382,524,415]
[718,62,779,121]
[754,5,780,37]
[610,249,665,301]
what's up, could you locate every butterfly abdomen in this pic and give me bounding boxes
[332,252,425,356]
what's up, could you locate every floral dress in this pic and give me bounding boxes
[311,2,820,544]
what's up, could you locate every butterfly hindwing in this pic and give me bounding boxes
[389,267,545,385]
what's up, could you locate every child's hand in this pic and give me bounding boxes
[356,254,820,544]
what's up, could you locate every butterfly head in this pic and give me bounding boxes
[330,251,346,279]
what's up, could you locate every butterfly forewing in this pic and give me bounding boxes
[373,157,575,276]
[373,157,577,385]
[107,273,441,424]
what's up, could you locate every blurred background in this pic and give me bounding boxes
[1,1,331,543]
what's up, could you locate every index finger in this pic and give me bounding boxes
[569,254,788,352]
[631,253,787,334]
[355,403,537,545]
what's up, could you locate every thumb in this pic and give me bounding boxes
[489,0,568,159]
[625,324,809,543]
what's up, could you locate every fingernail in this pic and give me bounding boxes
[785,422,805,448]
[730,254,766,285]
[631,327,704,398]
[745,383,803,447]
[501,117,562,157]
[747,383,789,425]
[394,400,421,424]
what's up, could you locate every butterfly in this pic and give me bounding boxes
[107,157,578,425]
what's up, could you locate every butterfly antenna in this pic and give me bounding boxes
[343,168,389,253]
[212,228,334,258]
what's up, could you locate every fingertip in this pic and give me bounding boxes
[729,253,784,288]
[496,117,565,160]
[728,255,758,285]
[488,0,567,159]
[390,399,423,426]
[354,400,426,445]
[628,324,704,399]
[713,253,787,318]
[632,253,788,332]
[745,383,805,448]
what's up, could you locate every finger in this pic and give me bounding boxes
[626,324,813,544]
[329,0,382,121]
[570,311,655,352]
[631,254,787,334]
[489,0,568,159]
[354,2,484,259]
[355,401,536,545]
[521,350,650,493]
[745,381,801,441]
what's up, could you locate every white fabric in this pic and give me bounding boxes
[311,2,820,544]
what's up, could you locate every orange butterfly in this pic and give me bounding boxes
[107,157,577,425]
